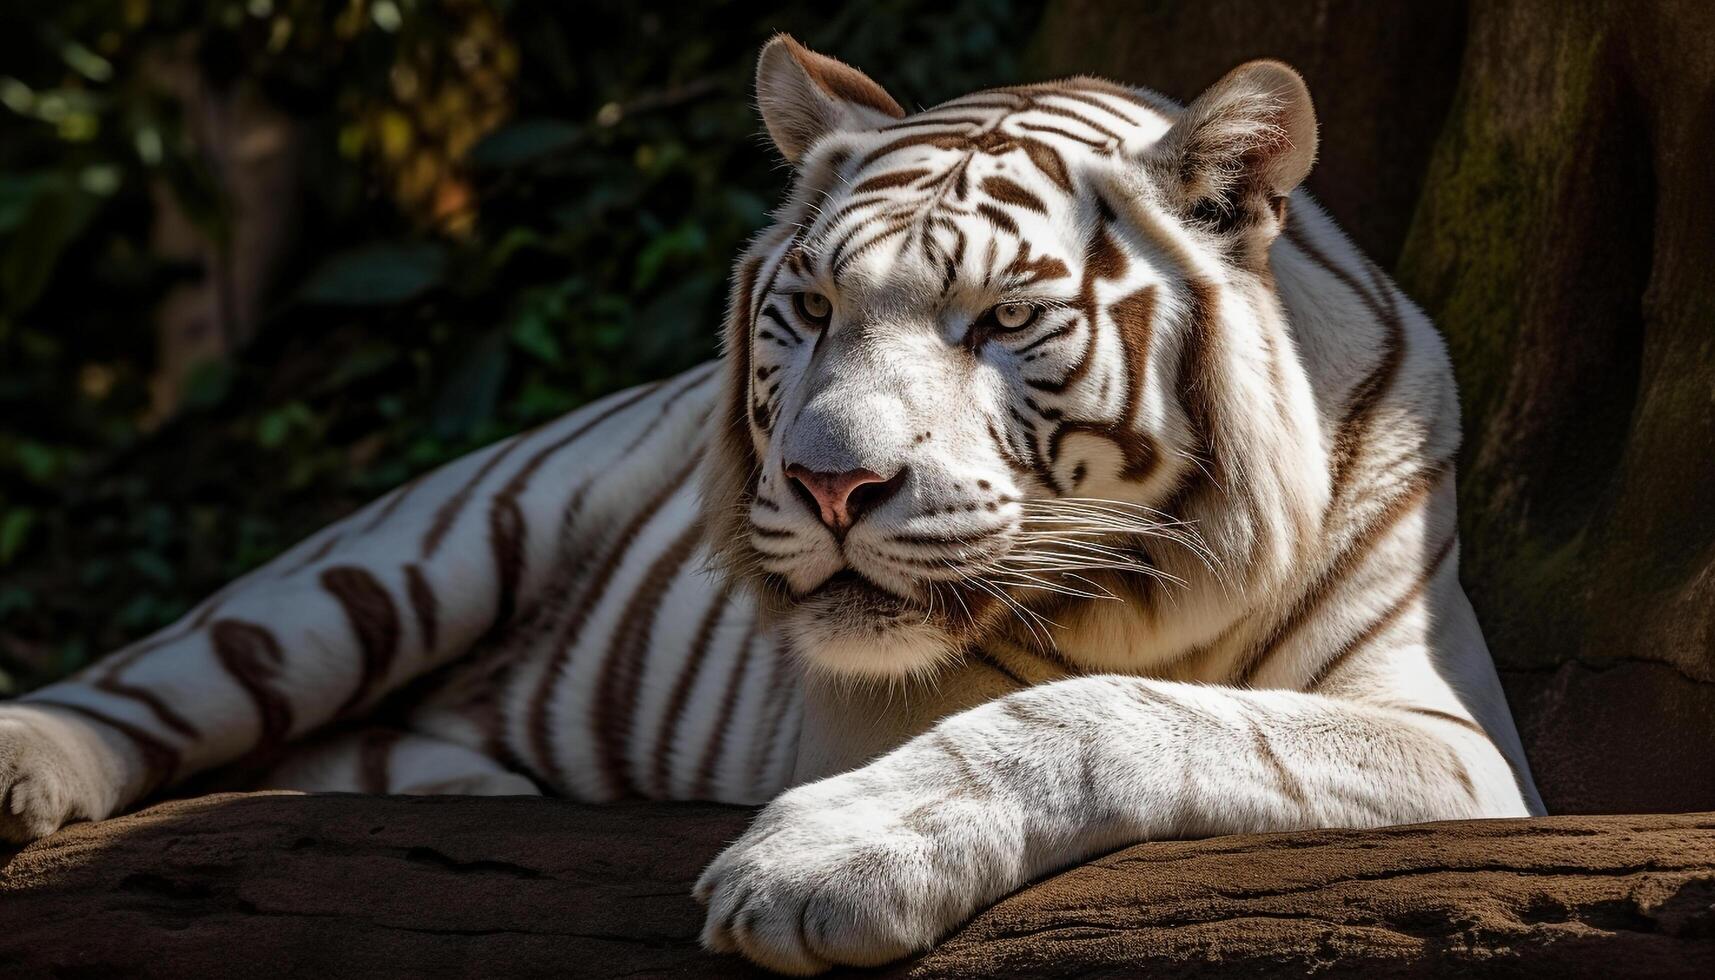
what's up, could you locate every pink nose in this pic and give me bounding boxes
[784,464,903,536]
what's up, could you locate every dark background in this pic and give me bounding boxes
[1,0,1710,815]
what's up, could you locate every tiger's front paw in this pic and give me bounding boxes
[0,703,129,844]
[694,769,1003,975]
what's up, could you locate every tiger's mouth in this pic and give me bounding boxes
[776,566,974,678]
[761,553,1025,680]
[805,568,913,609]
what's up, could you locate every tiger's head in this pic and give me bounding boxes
[705,36,1331,679]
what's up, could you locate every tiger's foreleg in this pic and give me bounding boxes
[696,674,1532,974]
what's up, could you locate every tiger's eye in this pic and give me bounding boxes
[795,291,832,324]
[992,302,1037,330]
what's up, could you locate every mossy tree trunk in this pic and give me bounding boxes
[1032,0,1715,814]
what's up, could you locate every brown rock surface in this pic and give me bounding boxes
[2,794,1711,978]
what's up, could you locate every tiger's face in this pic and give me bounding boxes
[706,36,1323,679]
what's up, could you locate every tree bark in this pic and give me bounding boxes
[2,794,1711,978]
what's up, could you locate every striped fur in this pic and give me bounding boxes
[1,38,1541,976]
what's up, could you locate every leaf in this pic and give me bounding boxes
[256,402,314,449]
[314,343,402,395]
[0,507,35,565]
[468,119,581,170]
[0,584,36,620]
[179,359,235,411]
[634,272,718,369]
[298,242,448,306]
[430,330,509,441]
[126,549,175,586]
[0,174,53,235]
[632,221,707,291]
[509,377,579,421]
[509,281,576,366]
[12,441,63,484]
[511,313,563,365]
[0,173,97,315]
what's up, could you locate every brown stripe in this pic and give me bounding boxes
[1231,463,1449,686]
[855,130,969,171]
[483,381,667,536]
[421,435,527,558]
[882,114,989,131]
[733,254,764,325]
[1016,120,1108,149]
[209,619,295,754]
[1003,252,1068,286]
[89,677,201,740]
[1399,706,1491,739]
[321,566,402,717]
[722,247,768,476]
[403,563,439,654]
[750,645,799,797]
[591,519,706,798]
[1020,138,1073,192]
[486,495,526,632]
[1175,279,1225,484]
[1026,101,1124,142]
[1283,223,1383,309]
[1333,283,1405,500]
[1027,83,1151,126]
[832,220,913,278]
[759,306,803,347]
[97,619,202,675]
[615,363,721,456]
[361,472,425,533]
[24,698,181,797]
[762,233,811,309]
[358,728,404,794]
[690,618,760,800]
[980,175,1047,213]
[1029,202,1126,397]
[649,586,733,797]
[1251,724,1308,808]
[526,451,703,787]
[939,94,1028,113]
[1281,223,1409,503]
[1306,534,1458,691]
[975,201,1019,236]
[1395,706,1521,801]
[1450,755,1477,799]
[1110,284,1158,478]
[279,532,344,577]
[928,731,992,799]
[852,168,931,194]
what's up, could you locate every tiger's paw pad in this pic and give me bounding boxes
[694,778,970,975]
[0,705,124,845]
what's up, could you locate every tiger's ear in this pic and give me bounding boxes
[1147,60,1318,236]
[755,34,905,164]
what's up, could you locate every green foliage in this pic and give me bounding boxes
[0,0,1044,690]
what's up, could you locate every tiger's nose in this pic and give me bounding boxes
[784,464,906,538]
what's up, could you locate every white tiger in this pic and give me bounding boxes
[0,36,1542,974]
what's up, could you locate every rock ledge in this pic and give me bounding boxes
[2,794,1711,978]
